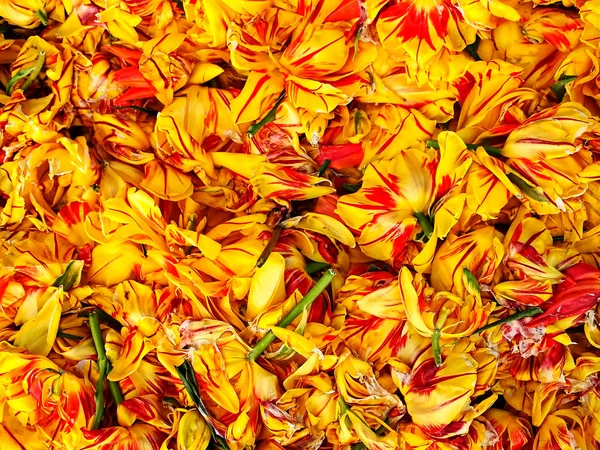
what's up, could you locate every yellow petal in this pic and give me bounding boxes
[14,288,62,356]
[247,252,287,321]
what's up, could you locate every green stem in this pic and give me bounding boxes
[57,329,83,340]
[305,261,330,275]
[89,309,123,430]
[415,212,433,240]
[247,269,336,361]
[317,159,331,177]
[469,306,543,336]
[432,328,443,367]
[432,307,450,367]
[20,50,46,92]
[247,91,286,137]
[80,308,123,330]
[427,139,502,158]
[256,226,283,268]
[89,312,106,430]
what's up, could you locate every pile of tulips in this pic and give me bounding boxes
[3,0,600,449]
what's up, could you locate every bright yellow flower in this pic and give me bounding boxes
[430,226,504,296]
[501,103,592,161]
[391,342,494,439]
[376,0,477,66]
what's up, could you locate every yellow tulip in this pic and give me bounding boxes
[93,113,154,165]
[484,409,533,450]
[391,343,483,439]
[431,226,504,296]
[0,0,47,28]
[501,103,592,161]
[376,0,477,66]
[399,267,493,342]
[251,163,335,203]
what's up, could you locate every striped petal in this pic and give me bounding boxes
[377,0,476,65]
[251,163,335,202]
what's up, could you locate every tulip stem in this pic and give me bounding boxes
[432,328,443,366]
[426,139,502,158]
[247,269,336,361]
[257,226,283,268]
[247,90,286,138]
[432,307,451,367]
[317,159,331,177]
[306,261,330,275]
[469,306,543,336]
[89,310,123,430]
[415,212,433,240]
[57,329,83,340]
[79,308,124,331]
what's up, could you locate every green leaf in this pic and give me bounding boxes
[175,361,230,450]
[342,182,362,193]
[317,159,331,177]
[507,172,548,203]
[550,75,577,102]
[305,261,330,275]
[465,36,481,61]
[6,67,35,94]
[52,260,84,291]
[247,91,286,138]
[462,267,481,299]
[36,9,48,26]
[57,329,83,340]
[6,49,46,94]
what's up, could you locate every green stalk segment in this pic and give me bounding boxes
[247,269,336,361]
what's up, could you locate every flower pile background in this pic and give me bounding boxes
[3,0,600,448]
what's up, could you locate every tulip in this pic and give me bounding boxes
[376,0,477,66]
[0,0,48,28]
[0,345,95,437]
[391,343,489,439]
[534,411,587,450]
[527,263,600,328]
[501,103,592,161]
[430,226,504,296]
[484,409,533,450]
[251,163,336,202]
